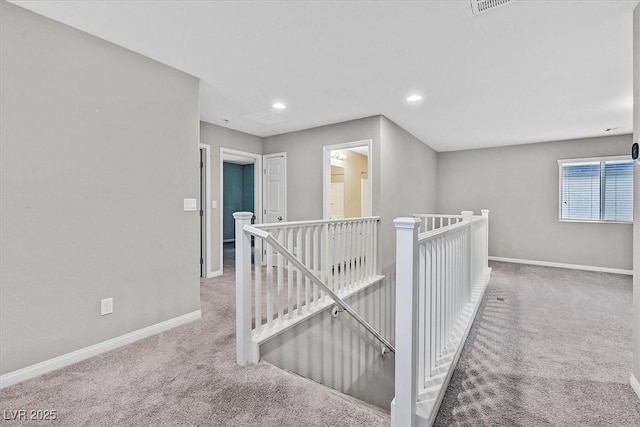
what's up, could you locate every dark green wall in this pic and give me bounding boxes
[223,163,254,240]
[242,164,255,214]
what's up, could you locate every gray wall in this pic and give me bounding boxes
[379,116,438,273]
[0,1,201,375]
[263,114,439,271]
[263,116,382,221]
[200,122,263,273]
[436,134,633,271]
[632,3,640,383]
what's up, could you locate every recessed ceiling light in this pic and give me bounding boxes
[406,95,422,102]
[272,102,287,110]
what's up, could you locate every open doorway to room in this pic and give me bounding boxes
[323,140,372,219]
[199,144,211,278]
[220,148,262,273]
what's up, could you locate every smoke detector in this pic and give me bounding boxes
[470,0,513,16]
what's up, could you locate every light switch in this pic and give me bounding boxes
[184,198,197,211]
[212,200,217,209]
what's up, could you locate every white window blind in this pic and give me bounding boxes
[559,157,633,223]
[604,160,634,221]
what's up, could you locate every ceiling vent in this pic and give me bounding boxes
[243,110,290,125]
[470,0,512,16]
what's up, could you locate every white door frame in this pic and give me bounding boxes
[323,139,373,219]
[220,148,262,275]
[263,152,288,223]
[199,143,213,278]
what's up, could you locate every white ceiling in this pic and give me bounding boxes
[10,0,638,152]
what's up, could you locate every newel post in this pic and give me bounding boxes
[482,210,490,268]
[393,217,420,427]
[461,211,474,296]
[234,211,253,366]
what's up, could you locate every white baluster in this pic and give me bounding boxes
[277,229,284,321]
[255,238,262,335]
[355,221,362,285]
[456,230,461,318]
[418,242,427,388]
[438,236,445,358]
[342,222,348,290]
[451,232,456,326]
[322,223,330,302]
[373,219,378,275]
[287,228,294,317]
[430,240,437,373]
[297,226,303,314]
[335,222,341,292]
[328,223,335,294]
[364,221,371,280]
[266,240,273,327]
[313,225,320,305]
[304,226,311,312]
[445,236,451,345]
[346,222,353,289]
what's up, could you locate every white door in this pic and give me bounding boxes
[330,182,345,219]
[263,153,287,223]
[360,178,369,216]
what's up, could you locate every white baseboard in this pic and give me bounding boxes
[631,375,640,400]
[488,256,633,276]
[0,310,201,389]
[208,270,223,278]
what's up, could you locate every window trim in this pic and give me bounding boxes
[557,155,633,224]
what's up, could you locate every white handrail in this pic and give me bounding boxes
[255,216,381,230]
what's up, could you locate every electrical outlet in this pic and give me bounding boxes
[100,298,113,316]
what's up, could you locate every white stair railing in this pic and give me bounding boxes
[392,210,491,427]
[234,212,386,366]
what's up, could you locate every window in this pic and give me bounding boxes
[558,156,633,223]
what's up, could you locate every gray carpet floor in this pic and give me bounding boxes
[0,245,390,427]
[435,261,640,426]
[2,254,640,426]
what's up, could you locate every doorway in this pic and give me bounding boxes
[323,140,372,219]
[199,144,211,278]
[220,148,262,273]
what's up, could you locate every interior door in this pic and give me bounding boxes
[330,182,345,219]
[263,153,287,224]
[360,178,369,216]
